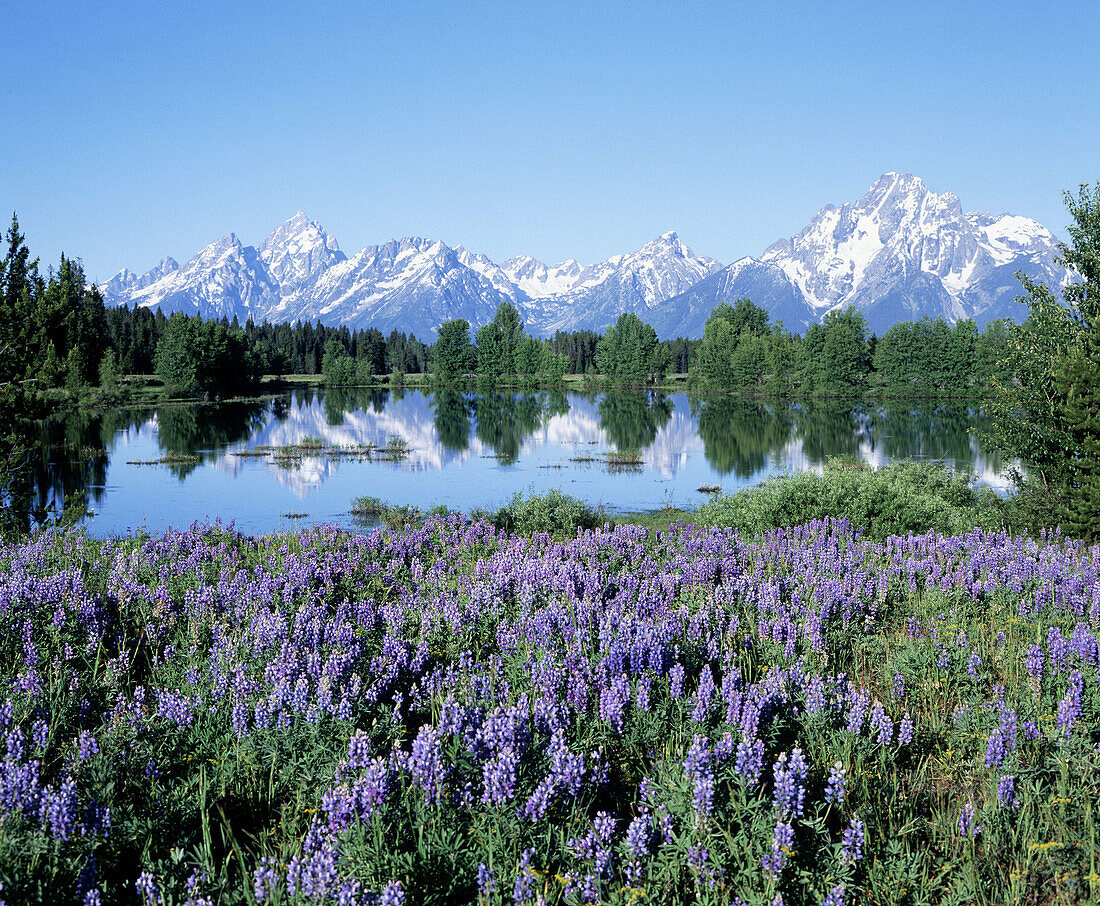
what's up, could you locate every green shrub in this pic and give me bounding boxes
[695,458,1006,540]
[491,489,605,538]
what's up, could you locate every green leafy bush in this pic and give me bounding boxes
[491,488,605,538]
[695,458,1005,540]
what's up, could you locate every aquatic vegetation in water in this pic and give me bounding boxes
[0,517,1098,904]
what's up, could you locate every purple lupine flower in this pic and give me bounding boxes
[869,701,893,746]
[772,749,807,818]
[409,724,447,804]
[1057,669,1084,737]
[997,703,1018,751]
[1025,644,1044,688]
[1048,626,1068,674]
[762,821,794,879]
[967,652,981,679]
[669,663,685,699]
[379,880,404,906]
[822,884,845,906]
[734,736,765,785]
[806,676,826,714]
[846,690,868,735]
[512,848,537,903]
[599,674,630,734]
[985,729,1006,769]
[825,762,846,805]
[958,802,981,837]
[893,673,905,700]
[683,735,715,819]
[996,775,1017,810]
[594,811,616,843]
[840,817,865,864]
[253,857,281,902]
[476,864,496,898]
[75,731,99,761]
[656,804,674,846]
[135,872,161,906]
[897,713,914,745]
[625,814,651,860]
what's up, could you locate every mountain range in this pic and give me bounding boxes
[100,174,1072,338]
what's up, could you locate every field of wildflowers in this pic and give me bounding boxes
[1,515,1098,905]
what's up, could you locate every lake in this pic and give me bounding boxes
[32,388,1008,536]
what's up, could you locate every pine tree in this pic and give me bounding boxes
[989,181,1100,534]
[1056,319,1100,539]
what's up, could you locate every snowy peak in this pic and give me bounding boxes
[122,232,279,321]
[258,212,346,291]
[501,255,585,299]
[100,255,180,298]
[759,172,1067,329]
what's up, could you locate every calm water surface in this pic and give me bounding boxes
[36,388,1007,536]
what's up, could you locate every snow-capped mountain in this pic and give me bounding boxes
[116,233,280,322]
[653,173,1070,335]
[258,212,346,319]
[99,256,179,298]
[500,256,585,299]
[648,256,812,338]
[100,175,1070,339]
[101,218,723,338]
[291,237,518,336]
[526,232,723,334]
[758,172,1068,331]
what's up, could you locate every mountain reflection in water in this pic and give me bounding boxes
[33,388,1007,536]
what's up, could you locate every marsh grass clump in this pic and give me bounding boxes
[350,495,425,529]
[124,453,201,466]
[2,517,1099,905]
[491,488,605,538]
[606,448,644,466]
[695,458,1005,540]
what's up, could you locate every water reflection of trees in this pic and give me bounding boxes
[473,393,548,464]
[871,404,992,467]
[22,406,155,525]
[597,392,673,451]
[694,398,793,477]
[432,391,471,452]
[426,391,571,462]
[156,401,268,478]
[791,403,865,464]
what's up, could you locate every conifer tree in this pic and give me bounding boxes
[989,182,1100,535]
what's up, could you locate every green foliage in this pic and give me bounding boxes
[491,488,605,538]
[872,317,985,396]
[695,459,1004,540]
[154,314,260,395]
[596,312,670,384]
[432,319,476,384]
[799,308,872,396]
[1054,312,1100,540]
[321,339,359,385]
[692,300,774,391]
[475,301,525,379]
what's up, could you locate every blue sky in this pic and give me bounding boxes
[3,1,1098,282]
